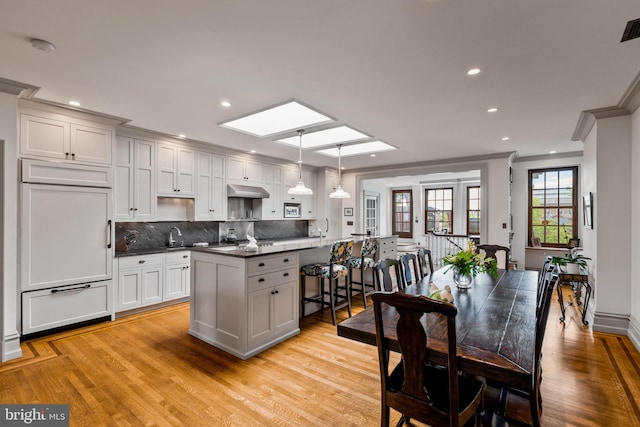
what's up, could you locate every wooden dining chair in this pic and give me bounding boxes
[375,258,404,292]
[476,244,510,268]
[488,272,558,427]
[399,253,420,286]
[371,292,485,427]
[300,240,354,326]
[416,247,435,278]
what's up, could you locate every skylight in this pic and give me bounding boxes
[218,100,334,137]
[275,126,370,149]
[315,141,397,157]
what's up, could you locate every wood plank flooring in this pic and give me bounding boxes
[1,287,639,426]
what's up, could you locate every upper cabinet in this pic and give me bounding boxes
[115,137,156,221]
[157,143,196,196]
[227,157,263,185]
[196,151,227,221]
[262,163,283,219]
[20,111,114,165]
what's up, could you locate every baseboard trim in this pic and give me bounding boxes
[628,315,640,353]
[2,333,23,362]
[592,311,630,335]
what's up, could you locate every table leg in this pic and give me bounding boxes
[557,281,567,323]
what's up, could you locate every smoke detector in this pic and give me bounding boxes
[31,38,56,53]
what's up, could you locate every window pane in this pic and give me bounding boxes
[545,226,559,243]
[531,190,544,207]
[531,208,544,225]
[531,172,545,189]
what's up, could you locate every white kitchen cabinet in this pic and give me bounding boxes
[227,156,263,184]
[195,151,226,221]
[116,254,164,311]
[115,137,156,221]
[165,251,191,300]
[377,236,398,261]
[115,251,189,313]
[189,251,299,359]
[20,112,113,165]
[21,183,113,292]
[157,143,196,196]
[314,168,342,239]
[261,163,283,219]
[301,169,316,219]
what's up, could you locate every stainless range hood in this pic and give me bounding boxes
[227,184,270,198]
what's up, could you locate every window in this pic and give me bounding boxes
[529,167,578,247]
[392,190,413,238]
[425,188,453,233]
[364,192,379,235]
[467,186,480,235]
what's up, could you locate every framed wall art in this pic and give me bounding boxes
[344,207,353,216]
[583,192,593,229]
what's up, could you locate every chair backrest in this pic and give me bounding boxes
[537,256,554,303]
[361,237,379,258]
[371,292,461,426]
[476,244,510,268]
[399,253,420,285]
[329,240,354,264]
[416,248,435,277]
[375,258,404,292]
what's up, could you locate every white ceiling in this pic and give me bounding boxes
[2,0,640,170]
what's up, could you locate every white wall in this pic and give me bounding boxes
[0,91,20,361]
[511,155,584,270]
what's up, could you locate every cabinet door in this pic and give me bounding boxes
[273,281,297,334]
[20,113,69,160]
[244,159,262,183]
[117,269,142,311]
[157,143,177,194]
[196,151,213,220]
[70,123,113,165]
[176,146,195,195]
[134,139,156,220]
[115,137,134,220]
[164,263,189,300]
[22,184,113,291]
[211,154,227,220]
[301,169,316,218]
[227,157,246,182]
[247,287,274,345]
[141,266,163,305]
[272,166,283,219]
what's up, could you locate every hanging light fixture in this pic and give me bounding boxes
[288,129,313,195]
[329,144,350,199]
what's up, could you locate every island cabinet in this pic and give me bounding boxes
[189,251,300,359]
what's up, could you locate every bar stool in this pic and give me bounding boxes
[347,237,379,308]
[300,240,354,325]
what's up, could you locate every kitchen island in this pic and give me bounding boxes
[188,236,396,359]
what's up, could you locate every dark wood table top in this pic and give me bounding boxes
[337,268,538,389]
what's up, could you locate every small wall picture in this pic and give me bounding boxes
[344,207,353,216]
[531,237,541,247]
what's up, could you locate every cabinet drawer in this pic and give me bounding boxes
[165,250,190,264]
[118,253,165,269]
[247,253,298,275]
[247,267,298,292]
[22,280,112,334]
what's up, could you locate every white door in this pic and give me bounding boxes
[364,191,380,235]
[22,184,113,291]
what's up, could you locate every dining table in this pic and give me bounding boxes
[337,267,539,390]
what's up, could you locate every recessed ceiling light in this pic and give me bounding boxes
[467,68,481,76]
[249,150,256,154]
[178,134,186,139]
[549,150,557,154]
[68,101,80,107]
[221,101,231,107]
[218,100,334,137]
[370,154,376,157]
[275,125,370,149]
[31,38,55,53]
[487,107,499,113]
[501,136,510,141]
[316,141,397,157]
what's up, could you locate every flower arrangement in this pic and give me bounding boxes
[443,241,499,279]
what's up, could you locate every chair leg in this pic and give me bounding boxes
[300,275,306,317]
[361,267,368,308]
[328,277,337,326]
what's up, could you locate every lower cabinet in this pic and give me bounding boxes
[116,251,190,312]
[189,251,299,359]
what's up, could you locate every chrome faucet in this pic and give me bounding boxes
[311,227,324,243]
[168,226,183,247]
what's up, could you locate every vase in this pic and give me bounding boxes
[453,270,473,289]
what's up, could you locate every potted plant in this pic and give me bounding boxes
[443,241,498,289]
[551,253,591,274]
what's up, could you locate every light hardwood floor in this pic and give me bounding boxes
[1,287,639,426]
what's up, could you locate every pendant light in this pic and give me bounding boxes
[329,144,350,199]
[288,129,313,195]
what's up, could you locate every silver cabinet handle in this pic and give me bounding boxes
[326,218,329,233]
[139,260,146,264]
[107,220,112,249]
[52,284,90,294]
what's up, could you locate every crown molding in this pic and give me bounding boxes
[0,77,39,97]
[571,107,629,142]
[512,151,583,163]
[618,69,640,114]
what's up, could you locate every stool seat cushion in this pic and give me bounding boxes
[347,256,376,269]
[301,263,348,278]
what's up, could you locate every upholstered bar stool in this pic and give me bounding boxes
[347,237,379,308]
[300,240,354,326]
